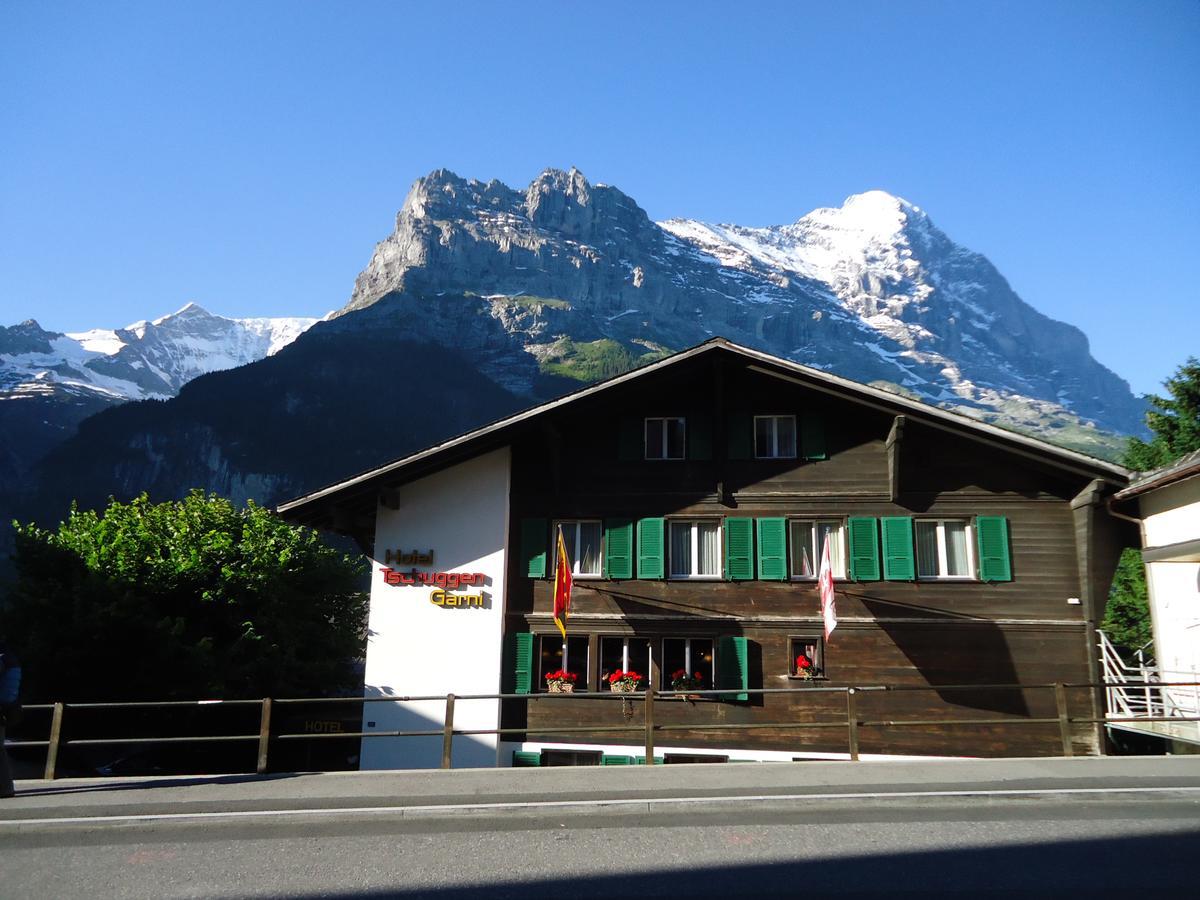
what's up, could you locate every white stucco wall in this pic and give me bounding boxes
[360,447,510,769]
[1138,477,1200,711]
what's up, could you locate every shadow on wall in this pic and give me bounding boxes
[854,593,1030,717]
[362,685,497,769]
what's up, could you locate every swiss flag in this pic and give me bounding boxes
[819,535,837,641]
[553,525,573,639]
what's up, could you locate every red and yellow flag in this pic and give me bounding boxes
[553,525,573,639]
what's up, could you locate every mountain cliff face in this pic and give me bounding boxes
[342,169,1143,451]
[12,168,1143,545]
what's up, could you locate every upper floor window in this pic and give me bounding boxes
[556,520,602,577]
[915,519,974,579]
[790,519,845,579]
[669,520,722,579]
[755,415,797,459]
[645,417,685,460]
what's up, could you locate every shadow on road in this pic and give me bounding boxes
[10,771,307,797]
[264,829,1200,898]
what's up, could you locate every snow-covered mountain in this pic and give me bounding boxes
[1,302,317,403]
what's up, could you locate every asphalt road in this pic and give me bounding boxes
[2,758,1199,898]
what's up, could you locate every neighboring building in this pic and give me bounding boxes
[277,339,1132,768]
[1109,450,1200,737]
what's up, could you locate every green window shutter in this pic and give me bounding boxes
[618,417,642,461]
[716,635,749,701]
[637,517,665,579]
[603,519,634,579]
[801,414,827,460]
[511,632,533,695]
[725,517,755,580]
[756,518,787,581]
[847,517,880,582]
[687,413,713,460]
[512,750,541,767]
[977,516,1012,582]
[602,754,634,766]
[881,516,916,581]
[521,518,548,578]
[727,412,753,460]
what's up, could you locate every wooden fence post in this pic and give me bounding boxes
[256,698,273,775]
[644,687,655,764]
[1054,683,1074,757]
[846,688,860,761]
[43,702,65,781]
[441,694,456,769]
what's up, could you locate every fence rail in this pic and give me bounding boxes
[8,680,1200,780]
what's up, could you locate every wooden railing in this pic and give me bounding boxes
[8,680,1200,779]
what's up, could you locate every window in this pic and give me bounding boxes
[537,634,590,692]
[669,520,722,578]
[555,520,602,577]
[645,417,685,460]
[915,519,974,579]
[754,415,797,459]
[789,519,845,579]
[789,635,825,679]
[541,749,602,766]
[661,638,714,691]
[599,636,652,691]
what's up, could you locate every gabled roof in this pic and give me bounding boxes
[1112,447,1200,502]
[276,337,1129,525]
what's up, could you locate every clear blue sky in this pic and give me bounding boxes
[2,1,1196,396]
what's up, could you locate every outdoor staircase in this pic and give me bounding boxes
[1098,629,1200,746]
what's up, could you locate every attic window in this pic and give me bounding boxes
[645,417,685,460]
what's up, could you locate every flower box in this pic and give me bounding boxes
[546,680,574,694]
[610,680,638,694]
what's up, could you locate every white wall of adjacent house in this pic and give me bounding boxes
[360,447,511,770]
[1139,477,1200,713]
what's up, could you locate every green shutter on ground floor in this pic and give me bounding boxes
[604,519,634,579]
[725,518,755,580]
[976,516,1013,582]
[847,517,880,581]
[509,632,533,695]
[521,518,547,578]
[716,635,749,701]
[881,516,916,581]
[756,517,787,581]
[637,517,665,579]
[602,755,634,766]
[512,751,541,767]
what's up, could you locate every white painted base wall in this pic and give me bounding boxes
[360,448,510,770]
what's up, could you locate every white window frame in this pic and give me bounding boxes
[788,518,847,581]
[915,518,976,581]
[754,415,797,459]
[668,519,723,580]
[554,519,603,578]
[661,637,715,691]
[537,633,590,692]
[644,416,686,461]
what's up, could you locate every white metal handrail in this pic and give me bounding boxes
[1097,629,1197,721]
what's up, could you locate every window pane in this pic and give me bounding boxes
[817,522,843,576]
[560,523,576,571]
[666,418,685,458]
[790,521,815,577]
[777,416,797,457]
[755,417,773,457]
[566,636,589,690]
[645,419,664,459]
[692,638,714,688]
[916,521,939,577]
[627,638,652,682]
[538,635,564,691]
[600,637,625,687]
[697,523,720,575]
[662,638,686,689]
[577,521,602,575]
[670,522,692,576]
[945,522,969,576]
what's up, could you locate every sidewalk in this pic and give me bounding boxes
[4,755,1200,827]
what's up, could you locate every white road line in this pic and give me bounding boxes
[3,785,1200,827]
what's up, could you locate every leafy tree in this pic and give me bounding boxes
[1102,357,1200,658]
[2,491,366,702]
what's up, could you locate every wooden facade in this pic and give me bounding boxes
[278,339,1134,763]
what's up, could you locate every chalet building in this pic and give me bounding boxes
[277,339,1133,768]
